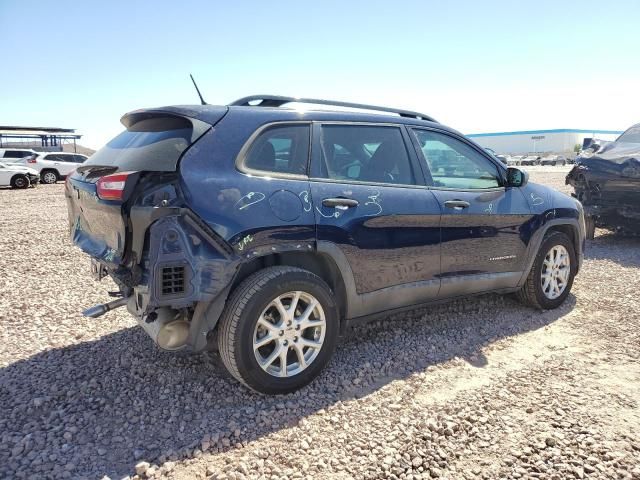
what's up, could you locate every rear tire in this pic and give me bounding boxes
[517,231,576,310]
[41,170,58,184]
[217,266,339,394]
[10,175,29,189]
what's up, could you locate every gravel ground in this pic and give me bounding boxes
[0,171,638,480]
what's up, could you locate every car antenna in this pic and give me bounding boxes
[190,74,207,105]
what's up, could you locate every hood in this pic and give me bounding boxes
[2,163,38,175]
[576,141,640,178]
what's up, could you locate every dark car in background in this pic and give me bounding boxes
[566,123,640,238]
[540,155,568,166]
[520,155,541,166]
[65,95,585,394]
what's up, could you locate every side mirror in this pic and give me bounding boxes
[506,167,528,187]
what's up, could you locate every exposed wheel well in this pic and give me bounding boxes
[231,251,348,321]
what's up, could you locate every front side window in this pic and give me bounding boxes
[412,129,501,189]
[318,125,415,185]
[243,124,310,175]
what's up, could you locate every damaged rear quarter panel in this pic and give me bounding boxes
[143,215,239,310]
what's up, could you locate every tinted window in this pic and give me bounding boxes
[83,116,207,172]
[44,154,61,161]
[412,130,501,189]
[618,125,640,144]
[244,124,310,175]
[318,125,415,185]
[5,150,31,158]
[73,155,87,163]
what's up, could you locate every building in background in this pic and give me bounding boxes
[467,129,622,155]
[0,125,82,153]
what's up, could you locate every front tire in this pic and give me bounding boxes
[217,266,339,394]
[11,175,29,189]
[517,231,576,310]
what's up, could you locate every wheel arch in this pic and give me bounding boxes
[546,224,580,256]
[519,218,583,287]
[41,168,60,178]
[10,173,29,187]
[231,249,349,327]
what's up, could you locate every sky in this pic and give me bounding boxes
[1,0,639,150]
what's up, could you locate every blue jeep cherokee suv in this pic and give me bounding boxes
[66,95,585,394]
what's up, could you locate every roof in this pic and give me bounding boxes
[230,95,437,122]
[468,128,623,138]
[125,104,445,130]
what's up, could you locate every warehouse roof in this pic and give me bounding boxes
[0,125,77,133]
[468,128,623,138]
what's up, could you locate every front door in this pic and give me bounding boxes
[309,123,442,317]
[409,128,533,298]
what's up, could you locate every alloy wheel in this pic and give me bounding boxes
[253,291,326,378]
[43,172,57,184]
[541,245,571,299]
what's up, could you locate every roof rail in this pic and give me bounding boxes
[229,95,437,122]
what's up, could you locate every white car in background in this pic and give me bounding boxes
[0,162,40,188]
[0,148,38,161]
[15,152,88,184]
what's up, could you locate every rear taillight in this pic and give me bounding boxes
[96,171,136,201]
[27,157,37,164]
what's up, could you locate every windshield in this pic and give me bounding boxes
[617,124,640,144]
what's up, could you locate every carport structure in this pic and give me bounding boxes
[0,125,82,152]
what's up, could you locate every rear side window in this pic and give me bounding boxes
[318,125,416,186]
[83,116,208,172]
[243,124,310,175]
[4,150,31,158]
[412,129,501,189]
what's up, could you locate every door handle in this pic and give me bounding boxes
[322,197,359,209]
[444,200,470,209]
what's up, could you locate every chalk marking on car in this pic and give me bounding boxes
[316,206,341,219]
[530,193,544,206]
[484,203,494,214]
[299,191,312,212]
[237,235,254,251]
[364,190,382,216]
[235,192,265,210]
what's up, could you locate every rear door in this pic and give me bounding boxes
[309,123,441,315]
[66,112,215,266]
[409,128,533,297]
[54,155,78,175]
